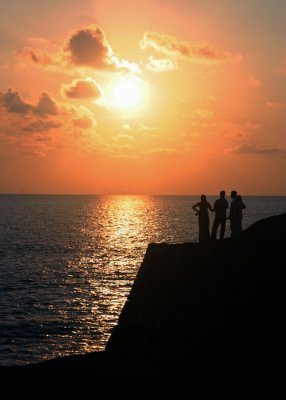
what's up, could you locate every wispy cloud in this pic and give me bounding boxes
[140,31,242,64]
[248,74,262,88]
[266,101,286,109]
[233,143,283,155]
[23,120,61,133]
[146,56,177,72]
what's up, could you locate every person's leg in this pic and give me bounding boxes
[231,218,240,237]
[220,217,226,239]
[211,216,219,240]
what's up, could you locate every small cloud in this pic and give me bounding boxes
[137,123,160,132]
[17,47,62,71]
[71,105,97,130]
[140,31,242,64]
[191,107,214,118]
[233,143,282,155]
[248,74,262,88]
[266,101,286,110]
[144,147,179,155]
[73,116,96,129]
[146,56,177,72]
[62,78,102,99]
[112,134,133,141]
[244,121,261,129]
[180,131,200,138]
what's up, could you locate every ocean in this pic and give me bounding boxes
[1,194,286,366]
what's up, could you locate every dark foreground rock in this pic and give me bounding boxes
[1,214,286,398]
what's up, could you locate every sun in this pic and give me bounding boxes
[108,77,145,111]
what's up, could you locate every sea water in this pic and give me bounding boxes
[0,194,286,366]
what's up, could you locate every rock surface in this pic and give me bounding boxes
[1,213,286,397]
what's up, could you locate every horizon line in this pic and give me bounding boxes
[1,192,286,197]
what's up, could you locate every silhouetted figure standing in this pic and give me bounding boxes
[211,190,228,240]
[193,195,213,243]
[236,194,246,234]
[228,190,246,237]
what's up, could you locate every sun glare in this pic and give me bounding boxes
[108,77,145,111]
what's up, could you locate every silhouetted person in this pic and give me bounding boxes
[192,194,213,243]
[236,194,246,234]
[228,190,246,237]
[211,190,228,240]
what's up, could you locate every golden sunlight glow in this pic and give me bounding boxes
[107,77,145,110]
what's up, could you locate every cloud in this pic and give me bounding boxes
[35,93,59,116]
[62,78,102,99]
[146,56,177,72]
[0,87,102,159]
[248,74,262,88]
[18,26,140,74]
[112,134,134,142]
[70,105,97,130]
[65,25,113,68]
[140,31,242,64]
[143,147,179,155]
[121,122,160,135]
[190,107,214,118]
[266,101,286,109]
[233,143,283,155]
[65,25,139,73]
[0,89,59,116]
[0,89,32,114]
[17,46,62,71]
[137,123,160,132]
[23,120,61,133]
[72,117,95,129]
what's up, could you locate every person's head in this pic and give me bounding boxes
[237,195,242,201]
[220,190,225,198]
[230,190,237,199]
[201,194,207,202]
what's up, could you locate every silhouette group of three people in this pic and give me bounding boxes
[192,191,246,243]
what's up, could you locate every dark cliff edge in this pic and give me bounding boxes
[1,213,286,397]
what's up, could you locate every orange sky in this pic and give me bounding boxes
[1,0,286,194]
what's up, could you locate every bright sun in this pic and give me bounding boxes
[108,78,144,110]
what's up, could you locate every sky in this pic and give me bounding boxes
[1,0,286,195]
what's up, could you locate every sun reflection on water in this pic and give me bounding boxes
[66,195,158,354]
